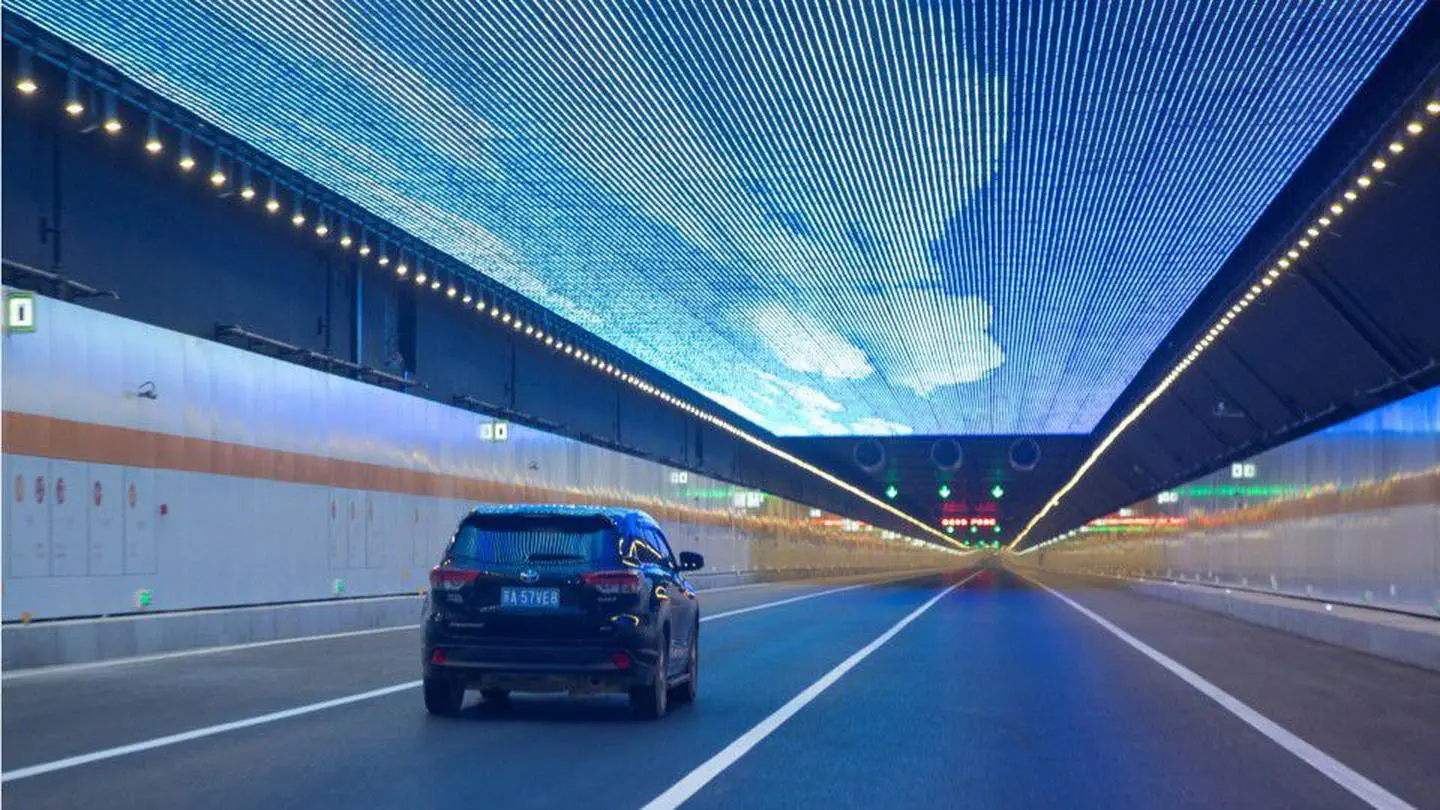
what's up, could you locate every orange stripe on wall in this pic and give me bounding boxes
[0,411,904,548]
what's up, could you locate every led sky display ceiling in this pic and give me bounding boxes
[11,1,1424,436]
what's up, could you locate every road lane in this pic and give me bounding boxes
[1,571,970,809]
[679,568,1424,810]
[1020,569,1440,808]
[6,566,1437,810]
[0,569,940,772]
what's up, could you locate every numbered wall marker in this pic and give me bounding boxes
[5,291,36,333]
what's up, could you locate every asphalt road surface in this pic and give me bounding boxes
[4,567,1438,809]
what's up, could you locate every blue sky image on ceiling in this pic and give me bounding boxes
[12,0,1424,436]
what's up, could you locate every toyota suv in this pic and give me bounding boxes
[422,505,704,719]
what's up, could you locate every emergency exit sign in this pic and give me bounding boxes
[5,291,35,333]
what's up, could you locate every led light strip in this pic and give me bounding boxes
[7,37,969,554]
[1013,91,1440,555]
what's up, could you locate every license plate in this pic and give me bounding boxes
[500,587,560,609]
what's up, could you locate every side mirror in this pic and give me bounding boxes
[678,551,705,571]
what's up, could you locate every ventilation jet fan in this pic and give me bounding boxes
[1009,438,1041,472]
[853,440,886,473]
[930,439,964,471]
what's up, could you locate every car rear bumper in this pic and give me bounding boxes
[423,641,659,692]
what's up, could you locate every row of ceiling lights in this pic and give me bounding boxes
[1014,90,1440,555]
[10,43,970,554]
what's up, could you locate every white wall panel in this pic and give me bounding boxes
[363,491,383,571]
[345,489,366,569]
[87,463,124,576]
[327,489,346,570]
[49,459,89,577]
[4,455,52,578]
[123,466,158,575]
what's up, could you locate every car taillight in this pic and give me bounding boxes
[581,570,644,595]
[430,567,480,591]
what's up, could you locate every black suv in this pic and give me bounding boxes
[422,505,704,719]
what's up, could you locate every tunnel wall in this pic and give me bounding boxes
[1018,385,1440,616]
[0,92,919,536]
[1,292,958,622]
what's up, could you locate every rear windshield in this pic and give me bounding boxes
[447,514,617,566]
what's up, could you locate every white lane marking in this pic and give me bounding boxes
[0,571,960,782]
[1021,572,1415,810]
[701,571,933,623]
[0,681,422,783]
[643,570,981,810]
[1,625,419,681]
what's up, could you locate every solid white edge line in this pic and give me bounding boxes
[0,681,423,783]
[0,570,957,782]
[642,570,981,810]
[1018,571,1415,810]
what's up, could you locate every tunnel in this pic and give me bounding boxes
[2,2,1439,808]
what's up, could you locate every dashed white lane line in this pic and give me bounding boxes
[642,570,982,810]
[1021,572,1415,810]
[0,570,954,783]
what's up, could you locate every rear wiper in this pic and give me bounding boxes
[525,553,584,562]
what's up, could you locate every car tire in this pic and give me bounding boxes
[630,637,668,719]
[479,688,510,703]
[670,624,698,704]
[424,677,465,717]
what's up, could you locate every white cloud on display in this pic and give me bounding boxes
[750,304,873,381]
[853,290,1004,397]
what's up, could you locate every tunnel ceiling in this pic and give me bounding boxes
[7,0,1429,440]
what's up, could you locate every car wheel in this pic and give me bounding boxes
[479,688,510,703]
[631,637,668,719]
[670,625,698,704]
[424,677,465,717]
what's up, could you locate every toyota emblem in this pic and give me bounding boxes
[519,569,540,584]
